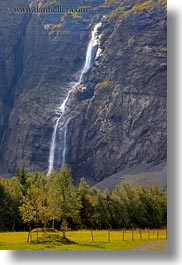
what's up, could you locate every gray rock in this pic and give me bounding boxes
[0,0,167,188]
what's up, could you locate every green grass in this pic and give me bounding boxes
[0,230,167,250]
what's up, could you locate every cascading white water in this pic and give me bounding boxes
[47,90,72,175]
[79,21,102,83]
[47,21,103,175]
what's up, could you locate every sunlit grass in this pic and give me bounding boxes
[0,230,166,250]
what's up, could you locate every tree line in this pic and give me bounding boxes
[0,166,167,233]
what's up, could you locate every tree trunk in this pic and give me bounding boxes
[36,227,39,242]
[12,216,16,231]
[140,229,142,240]
[122,229,125,241]
[90,229,94,242]
[52,219,55,229]
[61,218,67,238]
[62,230,66,239]
[108,229,111,242]
[27,225,31,243]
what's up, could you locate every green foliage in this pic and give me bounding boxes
[19,171,49,228]
[107,0,167,19]
[0,183,11,230]
[19,197,37,225]
[0,177,22,231]
[15,166,27,190]
[97,80,114,87]
[161,0,167,9]
[0,168,167,232]
[78,178,95,228]
[124,0,167,15]
[48,166,81,236]
[70,12,83,19]
[128,0,154,13]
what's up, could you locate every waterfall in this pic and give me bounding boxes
[79,21,102,83]
[47,21,103,175]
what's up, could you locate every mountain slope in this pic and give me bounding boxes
[0,0,167,187]
[94,162,167,192]
[65,0,167,183]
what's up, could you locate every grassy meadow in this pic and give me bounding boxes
[0,229,167,250]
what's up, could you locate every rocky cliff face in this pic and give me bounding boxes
[0,0,167,185]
